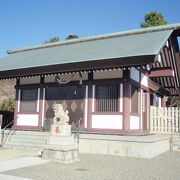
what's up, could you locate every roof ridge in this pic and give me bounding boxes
[7,23,180,54]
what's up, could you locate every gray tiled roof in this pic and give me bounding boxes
[0,23,179,72]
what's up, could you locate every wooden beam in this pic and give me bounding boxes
[147,78,170,96]
[0,55,155,79]
[146,69,174,78]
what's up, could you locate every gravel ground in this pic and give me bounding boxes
[2,151,180,180]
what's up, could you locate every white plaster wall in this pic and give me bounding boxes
[158,97,162,107]
[92,115,123,129]
[130,116,140,129]
[44,73,88,83]
[37,88,40,112]
[94,70,123,79]
[130,67,140,82]
[141,74,148,87]
[17,114,39,126]
[20,77,40,85]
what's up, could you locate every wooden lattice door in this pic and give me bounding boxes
[45,85,85,130]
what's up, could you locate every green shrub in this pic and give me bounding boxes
[0,98,15,112]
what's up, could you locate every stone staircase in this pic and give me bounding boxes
[172,134,180,151]
[2,130,49,152]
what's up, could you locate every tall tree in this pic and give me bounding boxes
[141,12,168,28]
[44,37,60,43]
[66,34,79,40]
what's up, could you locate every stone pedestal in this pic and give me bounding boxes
[43,124,79,164]
[43,145,79,164]
[48,136,75,146]
[50,124,71,136]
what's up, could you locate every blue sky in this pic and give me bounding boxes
[0,0,180,57]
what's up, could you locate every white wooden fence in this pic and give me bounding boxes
[150,106,180,134]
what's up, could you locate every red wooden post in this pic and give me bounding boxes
[13,78,20,128]
[123,69,131,131]
[161,96,166,107]
[87,72,93,129]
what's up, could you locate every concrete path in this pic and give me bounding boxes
[0,149,180,180]
[0,174,32,180]
[0,149,38,161]
[0,157,48,173]
[0,149,48,180]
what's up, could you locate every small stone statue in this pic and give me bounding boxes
[52,104,69,125]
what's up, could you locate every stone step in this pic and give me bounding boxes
[14,130,49,136]
[2,130,49,151]
[4,141,46,148]
[173,137,180,140]
[3,144,43,152]
[2,130,79,153]
[172,138,180,151]
[173,137,180,141]
[3,130,49,136]
[172,144,180,151]
[4,137,47,144]
[173,140,180,145]
[13,134,48,139]
[4,134,49,140]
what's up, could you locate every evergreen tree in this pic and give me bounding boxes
[141,12,168,28]
[44,37,60,43]
[66,34,79,40]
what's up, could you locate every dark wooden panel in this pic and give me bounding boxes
[45,85,85,129]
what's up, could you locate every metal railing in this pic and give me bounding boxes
[1,119,15,147]
[71,117,83,145]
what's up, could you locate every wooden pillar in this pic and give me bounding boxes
[39,76,45,128]
[13,78,20,128]
[161,96,166,107]
[87,72,93,129]
[146,92,150,130]
[123,69,131,131]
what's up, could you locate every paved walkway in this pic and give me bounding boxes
[0,149,180,180]
[0,149,48,180]
[0,174,32,180]
[0,157,48,173]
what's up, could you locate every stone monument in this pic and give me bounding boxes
[42,104,79,164]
